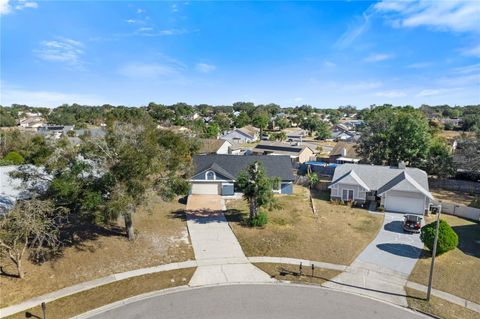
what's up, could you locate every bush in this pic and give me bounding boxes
[377,206,385,212]
[2,151,25,165]
[249,212,268,227]
[420,219,458,256]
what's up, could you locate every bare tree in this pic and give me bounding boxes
[0,199,67,279]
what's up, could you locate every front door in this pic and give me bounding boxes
[342,189,354,201]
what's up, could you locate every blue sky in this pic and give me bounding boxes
[1,0,479,108]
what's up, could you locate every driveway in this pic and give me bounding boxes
[186,208,273,286]
[323,212,424,306]
[186,195,223,212]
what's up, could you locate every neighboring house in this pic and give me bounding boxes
[37,125,74,139]
[221,125,260,143]
[332,124,350,133]
[190,155,295,195]
[329,163,433,215]
[329,142,361,164]
[252,142,315,164]
[198,139,233,155]
[18,116,46,128]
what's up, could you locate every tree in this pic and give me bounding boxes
[2,151,25,165]
[213,113,231,132]
[426,137,454,177]
[269,132,287,141]
[84,121,195,240]
[308,172,319,189]
[358,107,431,166]
[252,112,269,136]
[277,117,289,130]
[420,219,458,256]
[315,121,331,140]
[234,112,251,128]
[236,162,278,223]
[0,199,67,278]
[203,123,220,138]
[300,116,323,136]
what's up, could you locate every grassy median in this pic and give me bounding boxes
[4,268,195,319]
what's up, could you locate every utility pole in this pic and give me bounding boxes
[427,205,441,301]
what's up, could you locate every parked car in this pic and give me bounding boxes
[403,214,423,233]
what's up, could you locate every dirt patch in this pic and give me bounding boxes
[431,188,476,206]
[0,194,193,307]
[254,263,340,286]
[226,186,383,265]
[4,268,196,319]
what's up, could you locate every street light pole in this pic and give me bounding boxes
[426,206,441,301]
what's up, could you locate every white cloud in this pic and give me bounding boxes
[1,0,38,15]
[406,62,432,69]
[375,90,406,98]
[417,89,440,97]
[34,37,84,67]
[335,8,375,49]
[364,53,393,62]
[136,8,145,14]
[293,97,303,102]
[118,62,182,79]
[171,4,178,12]
[374,0,480,33]
[324,61,336,67]
[195,63,216,73]
[1,87,111,107]
[460,44,480,58]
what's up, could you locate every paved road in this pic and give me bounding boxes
[323,212,424,306]
[85,284,429,319]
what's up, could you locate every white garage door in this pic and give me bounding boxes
[191,183,220,195]
[385,195,425,215]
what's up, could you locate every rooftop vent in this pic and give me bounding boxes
[398,161,406,169]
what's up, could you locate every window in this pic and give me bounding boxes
[342,189,354,201]
[206,171,215,180]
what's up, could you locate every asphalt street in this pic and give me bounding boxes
[85,284,429,319]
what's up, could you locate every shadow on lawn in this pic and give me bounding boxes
[272,266,425,301]
[452,223,480,258]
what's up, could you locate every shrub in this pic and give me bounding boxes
[249,212,268,227]
[377,206,385,212]
[420,219,458,256]
[2,151,25,165]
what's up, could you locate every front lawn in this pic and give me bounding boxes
[225,186,383,265]
[406,288,479,319]
[408,214,480,304]
[0,194,193,307]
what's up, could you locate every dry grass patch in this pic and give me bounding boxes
[4,268,195,319]
[430,188,476,207]
[254,263,340,286]
[409,215,480,304]
[406,288,480,319]
[0,194,193,307]
[225,186,383,265]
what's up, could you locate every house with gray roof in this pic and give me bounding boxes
[190,155,294,195]
[220,125,260,143]
[329,163,433,215]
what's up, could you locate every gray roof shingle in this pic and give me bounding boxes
[193,155,295,181]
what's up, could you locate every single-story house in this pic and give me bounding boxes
[221,125,260,143]
[329,163,433,215]
[190,155,295,195]
[329,142,361,164]
[252,142,316,164]
[198,139,233,155]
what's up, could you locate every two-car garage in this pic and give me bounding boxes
[384,190,427,215]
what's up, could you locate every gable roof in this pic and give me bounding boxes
[331,170,370,191]
[330,142,359,158]
[198,139,230,154]
[237,125,259,138]
[192,155,295,181]
[330,164,431,197]
[253,142,314,157]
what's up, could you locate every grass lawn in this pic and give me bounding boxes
[4,268,195,319]
[254,263,341,286]
[225,185,383,265]
[408,215,480,304]
[0,194,193,307]
[406,288,480,319]
[430,188,477,207]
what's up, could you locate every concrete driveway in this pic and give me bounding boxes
[323,212,424,306]
[186,195,223,212]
